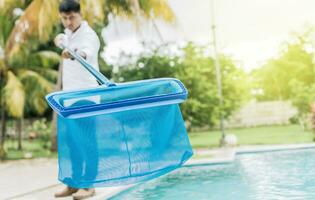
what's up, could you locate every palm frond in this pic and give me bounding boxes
[0,58,5,72]
[144,0,175,22]
[2,70,25,117]
[32,50,60,68]
[108,0,175,28]
[129,0,175,21]
[38,0,60,42]
[0,13,15,47]
[81,0,105,27]
[18,69,54,115]
[33,68,58,83]
[0,0,25,15]
[5,0,60,58]
[105,0,133,17]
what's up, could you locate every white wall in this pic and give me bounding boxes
[226,100,298,128]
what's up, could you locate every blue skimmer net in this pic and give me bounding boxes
[46,47,193,188]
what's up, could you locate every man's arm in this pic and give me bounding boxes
[78,31,100,62]
[54,34,76,59]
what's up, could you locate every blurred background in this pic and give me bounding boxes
[1,0,315,160]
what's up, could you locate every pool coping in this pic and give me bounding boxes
[186,143,315,166]
[101,143,315,199]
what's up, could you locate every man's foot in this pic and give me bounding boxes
[72,188,95,200]
[55,186,78,198]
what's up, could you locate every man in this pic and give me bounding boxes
[54,0,100,199]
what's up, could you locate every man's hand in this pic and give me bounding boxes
[61,49,86,60]
[61,49,74,59]
[77,50,87,59]
[54,34,68,48]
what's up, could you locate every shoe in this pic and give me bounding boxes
[72,188,95,200]
[55,186,78,198]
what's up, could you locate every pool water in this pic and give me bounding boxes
[110,148,315,200]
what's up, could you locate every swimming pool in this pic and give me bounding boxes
[110,148,315,200]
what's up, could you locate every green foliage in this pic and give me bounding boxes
[0,13,14,47]
[31,51,60,68]
[138,0,175,21]
[115,55,178,82]
[18,70,54,115]
[4,138,56,160]
[3,39,58,117]
[252,30,315,125]
[2,71,25,117]
[26,118,51,140]
[252,39,315,100]
[179,44,250,128]
[105,0,131,16]
[289,80,315,129]
[0,145,6,160]
[115,43,250,129]
[289,81,315,116]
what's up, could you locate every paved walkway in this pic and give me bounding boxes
[0,158,127,200]
[2,143,315,200]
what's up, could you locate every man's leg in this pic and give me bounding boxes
[73,100,99,199]
[55,116,83,197]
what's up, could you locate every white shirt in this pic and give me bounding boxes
[62,21,100,91]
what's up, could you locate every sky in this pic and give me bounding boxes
[102,0,315,71]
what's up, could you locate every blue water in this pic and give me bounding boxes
[110,148,315,200]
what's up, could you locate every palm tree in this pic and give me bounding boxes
[0,0,176,154]
[0,1,59,154]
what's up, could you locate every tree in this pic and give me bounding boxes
[115,43,250,129]
[289,80,315,130]
[0,1,59,154]
[252,29,315,128]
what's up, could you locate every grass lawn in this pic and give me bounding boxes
[189,124,314,149]
[2,124,314,160]
[4,139,57,160]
